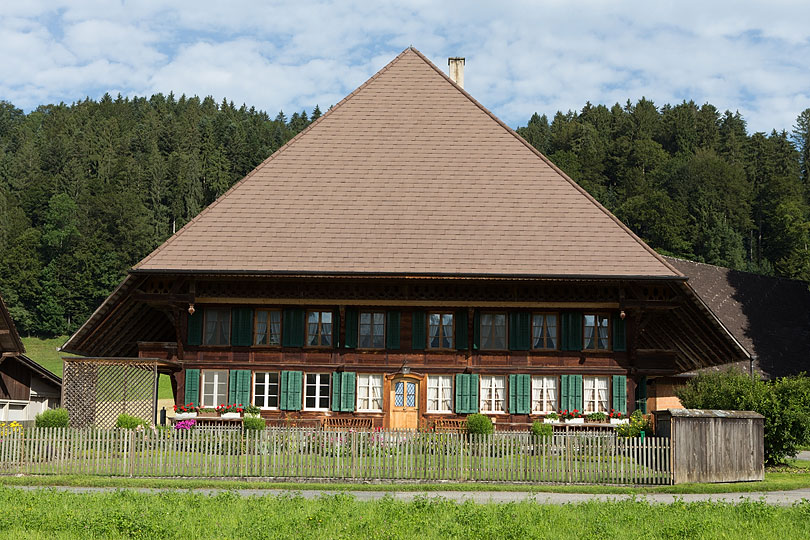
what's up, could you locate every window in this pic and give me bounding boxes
[531,376,558,413]
[584,376,609,413]
[201,370,228,407]
[584,314,610,350]
[427,375,452,413]
[428,312,454,349]
[254,310,281,346]
[480,375,505,413]
[359,312,385,349]
[480,313,507,350]
[394,380,417,407]
[532,313,558,350]
[357,374,383,411]
[253,372,279,409]
[306,311,333,347]
[304,373,330,410]
[204,308,230,345]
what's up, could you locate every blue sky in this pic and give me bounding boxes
[2,1,809,133]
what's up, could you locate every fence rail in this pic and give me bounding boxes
[0,427,670,485]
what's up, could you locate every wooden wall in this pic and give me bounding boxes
[0,357,32,400]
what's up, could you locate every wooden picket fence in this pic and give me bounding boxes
[0,427,671,485]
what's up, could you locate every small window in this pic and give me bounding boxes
[306,311,333,347]
[584,314,610,350]
[427,375,452,413]
[304,373,330,410]
[584,376,609,413]
[254,310,282,346]
[532,313,558,350]
[253,372,279,409]
[480,313,507,350]
[531,376,558,413]
[480,375,505,413]
[359,312,385,349]
[357,374,383,411]
[201,370,228,407]
[428,312,454,349]
[204,308,231,345]
[394,380,417,408]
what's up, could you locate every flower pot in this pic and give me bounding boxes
[220,412,241,419]
[565,418,584,424]
[174,412,197,421]
[543,419,558,424]
[610,418,629,425]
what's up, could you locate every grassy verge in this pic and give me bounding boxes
[0,488,808,539]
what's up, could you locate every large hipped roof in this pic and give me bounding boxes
[134,47,679,279]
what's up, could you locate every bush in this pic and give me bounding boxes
[616,410,652,438]
[243,416,266,431]
[466,414,494,435]
[35,408,69,428]
[677,370,810,465]
[531,421,553,438]
[116,413,149,430]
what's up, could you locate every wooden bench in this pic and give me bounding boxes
[321,417,373,431]
[433,418,466,433]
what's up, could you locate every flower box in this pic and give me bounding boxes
[543,418,559,424]
[565,418,585,425]
[174,412,197,421]
[220,412,241,419]
[610,418,629,425]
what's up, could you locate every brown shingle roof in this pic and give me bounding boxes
[134,48,680,279]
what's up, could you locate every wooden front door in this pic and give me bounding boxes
[388,375,420,430]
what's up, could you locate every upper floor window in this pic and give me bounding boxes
[204,308,231,346]
[254,309,281,346]
[428,312,454,349]
[306,311,333,347]
[584,314,610,350]
[532,313,558,350]
[359,312,385,349]
[480,313,507,350]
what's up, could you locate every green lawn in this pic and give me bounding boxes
[0,487,807,539]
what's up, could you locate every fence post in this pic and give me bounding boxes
[351,431,357,480]
[566,433,572,484]
[17,427,25,474]
[128,429,135,477]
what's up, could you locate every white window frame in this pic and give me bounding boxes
[479,375,506,414]
[584,376,609,413]
[356,373,383,412]
[253,371,279,410]
[201,370,228,408]
[426,375,453,413]
[304,372,330,411]
[531,376,558,414]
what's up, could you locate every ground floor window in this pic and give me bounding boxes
[304,373,330,410]
[201,370,228,407]
[427,375,452,413]
[253,372,279,409]
[531,376,558,413]
[584,376,609,413]
[357,374,383,411]
[480,375,505,413]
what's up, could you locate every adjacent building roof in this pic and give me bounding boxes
[666,256,810,378]
[133,47,680,279]
[0,294,24,355]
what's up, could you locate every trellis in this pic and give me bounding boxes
[62,358,166,428]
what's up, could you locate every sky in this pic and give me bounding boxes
[1,1,809,133]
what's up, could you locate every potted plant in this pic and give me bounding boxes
[586,411,607,423]
[173,402,199,420]
[216,403,244,419]
[244,404,261,418]
[543,411,560,424]
[609,409,629,425]
[560,409,584,424]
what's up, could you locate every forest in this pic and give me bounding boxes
[0,92,809,337]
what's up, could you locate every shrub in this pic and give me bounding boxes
[243,416,266,431]
[466,414,494,435]
[677,370,810,464]
[616,410,652,438]
[244,404,261,416]
[531,421,553,438]
[116,413,149,430]
[35,408,69,428]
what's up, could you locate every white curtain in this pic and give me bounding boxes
[440,379,451,411]
[596,376,609,412]
[584,377,596,413]
[544,376,557,412]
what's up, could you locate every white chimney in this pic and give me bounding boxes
[448,57,465,88]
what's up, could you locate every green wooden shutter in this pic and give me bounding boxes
[638,376,648,414]
[612,375,627,414]
[228,369,238,404]
[228,369,251,405]
[386,311,401,350]
[455,374,466,413]
[455,309,468,350]
[412,311,426,350]
[562,312,583,351]
[332,308,340,348]
[560,374,570,411]
[230,308,253,346]
[187,311,203,346]
[469,374,479,413]
[571,374,583,412]
[184,369,200,405]
[612,313,627,352]
[473,310,480,350]
[341,372,356,412]
[282,308,305,347]
[508,312,530,351]
[331,373,342,412]
[509,374,530,414]
[344,308,358,348]
[280,370,302,411]
[455,373,478,414]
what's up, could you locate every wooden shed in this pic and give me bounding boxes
[655,408,764,484]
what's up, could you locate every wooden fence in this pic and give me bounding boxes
[0,427,671,485]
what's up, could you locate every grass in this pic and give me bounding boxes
[0,487,808,539]
[20,335,174,400]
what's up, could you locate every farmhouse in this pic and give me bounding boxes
[0,295,62,422]
[61,48,747,429]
